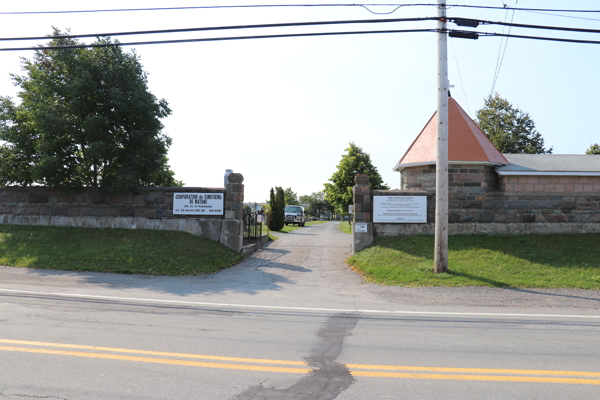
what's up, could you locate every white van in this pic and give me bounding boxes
[284,205,305,226]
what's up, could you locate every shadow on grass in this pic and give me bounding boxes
[373,234,600,271]
[0,225,309,297]
[446,270,513,289]
[368,233,600,289]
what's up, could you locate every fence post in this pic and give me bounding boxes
[352,174,373,254]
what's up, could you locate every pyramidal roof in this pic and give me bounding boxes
[393,97,508,171]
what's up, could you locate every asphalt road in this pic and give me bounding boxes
[1,222,599,399]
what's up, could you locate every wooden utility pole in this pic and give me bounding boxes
[434,0,449,273]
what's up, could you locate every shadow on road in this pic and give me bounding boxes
[23,243,310,297]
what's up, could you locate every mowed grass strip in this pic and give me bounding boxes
[347,234,600,289]
[0,224,243,275]
[339,221,352,234]
[277,220,327,233]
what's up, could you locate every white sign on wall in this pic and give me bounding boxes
[373,196,427,223]
[173,193,224,215]
[355,223,368,233]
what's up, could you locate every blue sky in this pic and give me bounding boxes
[1,1,598,202]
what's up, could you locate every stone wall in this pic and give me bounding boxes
[353,174,600,250]
[0,173,246,252]
[449,192,600,224]
[401,164,497,194]
[498,175,600,193]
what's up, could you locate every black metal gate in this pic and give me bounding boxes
[243,211,269,242]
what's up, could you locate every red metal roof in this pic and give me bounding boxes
[394,98,508,170]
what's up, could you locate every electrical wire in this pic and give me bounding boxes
[449,37,471,115]
[3,16,600,44]
[522,10,600,22]
[2,27,599,52]
[477,31,600,44]
[457,17,600,34]
[0,4,430,15]
[446,4,600,13]
[1,4,599,15]
[0,17,438,42]
[358,5,405,15]
[490,3,511,97]
[490,0,517,96]
[0,29,438,52]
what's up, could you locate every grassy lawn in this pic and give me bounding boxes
[339,221,352,234]
[276,220,327,234]
[347,234,600,289]
[0,224,243,275]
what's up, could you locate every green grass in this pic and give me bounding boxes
[0,224,244,275]
[347,234,600,289]
[276,220,327,233]
[339,221,352,234]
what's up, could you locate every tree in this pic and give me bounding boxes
[298,195,312,204]
[586,143,600,154]
[304,191,330,217]
[0,29,179,191]
[269,187,285,231]
[324,143,389,215]
[475,93,552,154]
[283,187,299,205]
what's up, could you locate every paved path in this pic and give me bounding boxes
[2,222,600,400]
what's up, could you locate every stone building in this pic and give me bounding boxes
[389,97,600,231]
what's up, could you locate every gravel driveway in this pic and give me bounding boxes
[230,222,600,312]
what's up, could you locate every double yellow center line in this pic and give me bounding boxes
[0,339,311,374]
[2,339,600,385]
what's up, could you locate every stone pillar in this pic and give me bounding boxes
[222,173,244,252]
[225,173,244,219]
[352,174,373,254]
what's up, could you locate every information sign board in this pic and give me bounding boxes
[355,223,368,232]
[373,196,427,223]
[173,193,224,215]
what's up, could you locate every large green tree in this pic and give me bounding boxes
[475,93,552,154]
[304,191,330,217]
[324,143,389,215]
[298,195,312,204]
[0,29,180,190]
[586,143,600,154]
[283,187,299,205]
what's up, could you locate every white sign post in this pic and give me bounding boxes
[173,193,224,215]
[373,196,427,223]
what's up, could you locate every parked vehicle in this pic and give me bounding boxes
[284,205,305,226]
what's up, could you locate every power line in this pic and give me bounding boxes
[449,37,471,115]
[0,29,438,52]
[447,4,600,13]
[2,27,599,52]
[478,31,600,44]
[490,4,511,97]
[451,17,600,34]
[522,10,600,22]
[0,17,438,42]
[0,4,431,15]
[1,4,599,15]
[3,16,600,44]
[490,0,517,96]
